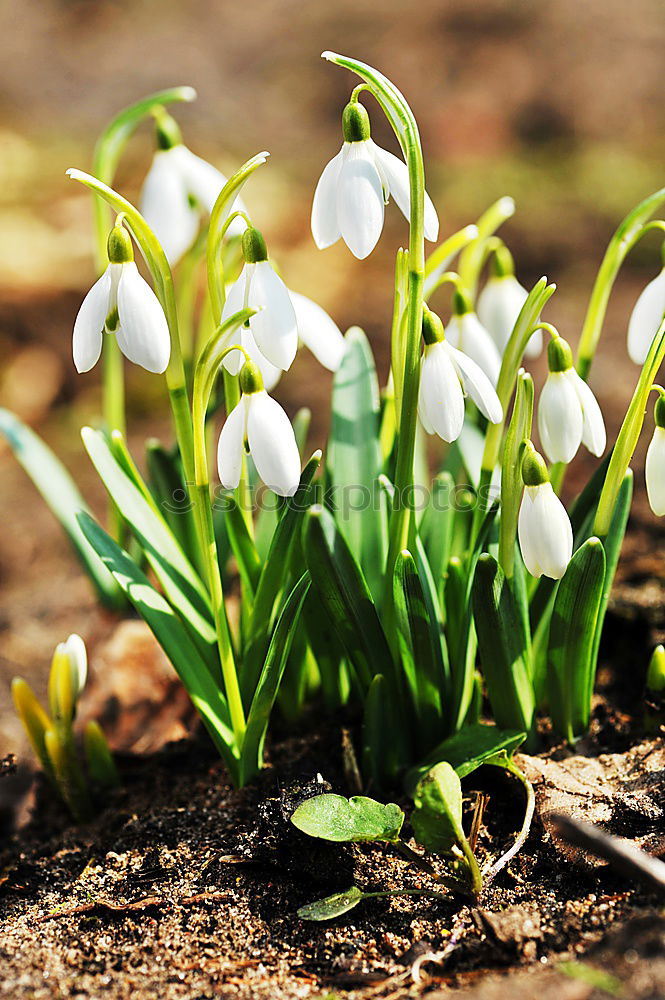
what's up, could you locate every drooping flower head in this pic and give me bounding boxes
[217,359,301,497]
[140,109,246,267]
[311,99,439,260]
[445,288,502,386]
[73,222,171,375]
[537,333,605,465]
[627,264,665,365]
[418,305,503,443]
[477,246,542,358]
[646,389,665,517]
[518,442,573,580]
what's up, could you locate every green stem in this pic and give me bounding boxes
[457,197,515,298]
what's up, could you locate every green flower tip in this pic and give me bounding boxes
[342,101,371,143]
[107,225,133,264]
[452,288,473,316]
[154,108,183,151]
[239,359,264,395]
[422,305,445,346]
[547,334,573,373]
[242,227,268,264]
[491,245,515,279]
[654,392,665,429]
[647,644,665,692]
[521,442,549,486]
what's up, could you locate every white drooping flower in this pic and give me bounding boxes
[477,253,542,359]
[645,393,665,516]
[627,267,665,365]
[140,113,246,266]
[289,290,346,373]
[73,224,170,375]
[217,361,301,497]
[418,306,503,443]
[537,334,606,465]
[311,100,439,260]
[518,444,573,579]
[446,289,502,386]
[48,633,88,724]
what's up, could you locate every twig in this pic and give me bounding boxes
[37,890,231,922]
[551,812,665,896]
[483,759,535,886]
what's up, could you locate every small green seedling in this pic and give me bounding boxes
[12,635,118,821]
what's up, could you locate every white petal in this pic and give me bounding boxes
[289,290,345,371]
[336,142,385,259]
[571,371,606,457]
[477,276,528,354]
[646,426,665,516]
[371,142,439,242]
[537,371,583,464]
[446,313,501,385]
[63,633,87,698]
[72,268,112,372]
[311,146,344,249]
[524,327,543,359]
[246,391,301,496]
[628,268,665,365]
[247,261,298,371]
[140,149,200,266]
[221,266,250,375]
[518,488,544,578]
[241,328,282,391]
[216,397,247,490]
[170,144,248,236]
[116,263,171,373]
[419,342,465,442]
[445,342,503,424]
[531,483,573,579]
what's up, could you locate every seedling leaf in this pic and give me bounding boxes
[411,762,463,856]
[297,886,364,921]
[291,793,404,843]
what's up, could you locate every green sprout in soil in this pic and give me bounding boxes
[12,635,118,821]
[3,55,665,818]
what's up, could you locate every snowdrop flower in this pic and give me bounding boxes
[311,99,439,260]
[217,360,301,497]
[627,266,665,365]
[140,111,246,266]
[646,391,665,516]
[418,306,503,443]
[73,224,170,375]
[221,227,298,384]
[48,633,87,725]
[446,289,502,386]
[537,334,605,465]
[290,290,346,373]
[477,248,542,358]
[518,443,573,579]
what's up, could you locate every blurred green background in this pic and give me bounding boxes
[1,0,664,774]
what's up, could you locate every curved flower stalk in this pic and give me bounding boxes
[477,246,542,358]
[141,109,247,267]
[418,306,502,442]
[646,389,665,516]
[217,359,302,497]
[312,99,439,259]
[445,288,501,385]
[73,221,171,374]
[627,264,665,365]
[518,443,573,580]
[537,330,606,464]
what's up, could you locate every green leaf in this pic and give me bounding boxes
[145,438,199,558]
[81,428,218,673]
[411,762,464,856]
[223,494,262,599]
[472,554,535,739]
[419,472,455,599]
[297,886,364,921]
[405,724,526,793]
[239,574,310,784]
[548,538,606,742]
[302,505,393,692]
[291,793,404,843]
[0,409,121,608]
[328,327,387,600]
[76,512,239,777]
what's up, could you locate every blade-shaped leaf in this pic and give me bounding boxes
[405,724,526,793]
[291,793,404,843]
[223,495,262,599]
[0,409,121,607]
[548,538,606,742]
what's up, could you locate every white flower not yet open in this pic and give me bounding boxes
[537,335,605,465]
[518,444,573,580]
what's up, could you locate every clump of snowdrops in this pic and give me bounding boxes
[3,54,665,820]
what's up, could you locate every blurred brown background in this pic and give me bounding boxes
[1,0,664,772]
